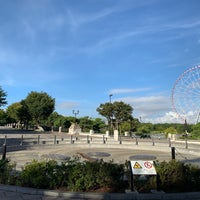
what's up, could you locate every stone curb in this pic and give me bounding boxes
[0,185,105,199]
[1,185,200,200]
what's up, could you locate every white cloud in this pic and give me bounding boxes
[56,101,79,111]
[123,95,170,110]
[117,95,199,124]
[145,111,182,124]
[88,16,200,53]
[119,95,174,123]
[56,101,81,116]
[109,88,151,95]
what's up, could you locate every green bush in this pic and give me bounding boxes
[96,161,126,191]
[67,159,126,192]
[0,159,17,185]
[19,160,58,189]
[186,164,200,191]
[125,160,200,193]
[155,160,189,192]
[7,158,200,193]
[18,158,126,192]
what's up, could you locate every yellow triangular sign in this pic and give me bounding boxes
[133,162,142,169]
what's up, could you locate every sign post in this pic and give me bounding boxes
[130,160,157,175]
[130,160,157,191]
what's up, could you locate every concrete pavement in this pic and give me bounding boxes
[4,135,200,170]
[0,185,105,200]
[1,127,200,199]
[1,185,200,200]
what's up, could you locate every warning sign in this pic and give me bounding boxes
[130,160,156,175]
[144,161,153,169]
[133,162,142,169]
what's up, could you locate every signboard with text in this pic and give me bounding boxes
[130,160,157,175]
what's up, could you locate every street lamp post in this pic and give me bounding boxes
[73,110,79,123]
[109,94,113,134]
[109,94,113,103]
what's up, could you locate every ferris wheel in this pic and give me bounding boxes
[171,65,200,124]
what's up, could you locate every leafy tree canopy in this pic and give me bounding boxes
[164,127,177,134]
[113,101,133,123]
[47,112,72,128]
[96,102,113,123]
[17,100,32,128]
[24,91,55,125]
[96,101,133,129]
[0,109,7,125]
[0,86,7,107]
[137,123,153,134]
[6,102,21,123]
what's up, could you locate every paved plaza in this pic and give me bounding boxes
[2,133,200,170]
[0,127,200,199]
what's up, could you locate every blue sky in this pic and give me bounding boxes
[0,0,200,123]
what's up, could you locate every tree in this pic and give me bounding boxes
[47,112,62,127]
[0,109,7,125]
[17,100,32,129]
[92,118,106,133]
[6,102,21,124]
[96,101,133,130]
[96,102,113,129]
[121,121,131,133]
[0,86,7,107]
[47,112,72,130]
[130,118,140,132]
[79,116,93,132]
[6,101,32,129]
[62,116,73,129]
[190,123,200,139]
[137,123,153,134]
[164,127,177,135]
[24,91,55,126]
[113,101,133,129]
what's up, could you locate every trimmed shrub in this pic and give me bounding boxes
[0,159,16,185]
[10,158,200,193]
[19,160,58,189]
[156,160,191,192]
[125,160,200,193]
[19,158,126,192]
[186,164,200,191]
[67,159,126,192]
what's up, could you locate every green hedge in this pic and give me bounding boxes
[1,158,200,193]
[0,159,16,185]
[156,160,200,192]
[18,158,127,192]
[129,160,200,193]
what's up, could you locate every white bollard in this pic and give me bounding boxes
[114,130,119,141]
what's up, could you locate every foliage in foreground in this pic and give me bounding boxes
[156,160,200,192]
[1,158,200,193]
[0,159,16,185]
[129,160,200,193]
[18,158,126,192]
